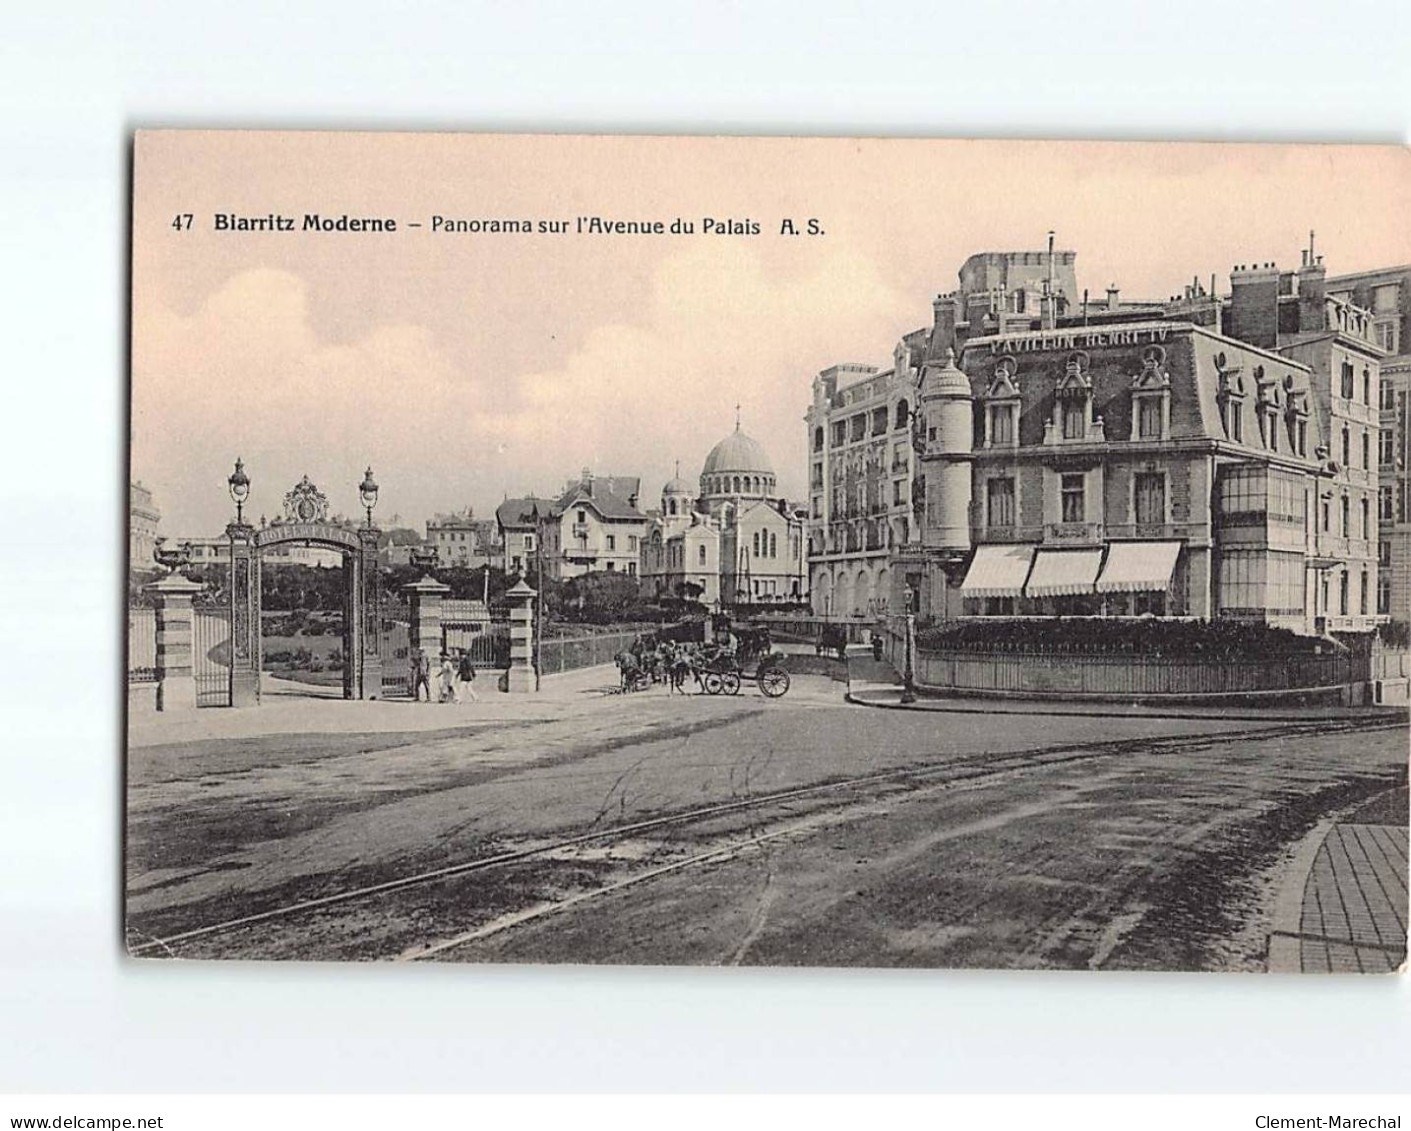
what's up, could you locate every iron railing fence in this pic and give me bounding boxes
[128,609,157,683]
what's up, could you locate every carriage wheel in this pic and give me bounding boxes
[721,671,742,696]
[757,667,790,698]
[702,672,723,696]
[630,672,649,693]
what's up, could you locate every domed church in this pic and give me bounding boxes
[641,415,808,607]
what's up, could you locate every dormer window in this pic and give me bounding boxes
[982,355,1021,449]
[1281,375,1309,457]
[1129,345,1171,441]
[1046,350,1102,445]
[1254,366,1283,452]
[1216,352,1246,443]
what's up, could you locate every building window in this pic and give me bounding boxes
[813,426,824,452]
[628,535,637,551]
[606,561,615,572]
[1382,382,1396,411]
[1360,569,1369,615]
[1363,431,1371,469]
[990,404,1015,445]
[1232,405,1244,443]
[770,532,778,558]
[1061,474,1085,523]
[1341,361,1355,401]
[893,480,906,505]
[1135,472,1165,526]
[1137,398,1162,439]
[627,562,636,577]
[1362,497,1370,539]
[872,407,888,436]
[1341,495,1350,537]
[1381,485,1395,521]
[698,545,706,565]
[1339,570,1349,616]
[1381,430,1395,466]
[987,477,1016,527]
[1381,540,1393,566]
[1296,419,1306,456]
[577,509,587,524]
[1342,426,1351,467]
[1364,369,1372,405]
[606,534,616,551]
[1379,573,1392,615]
[1376,321,1399,354]
[1062,403,1085,440]
[895,400,909,430]
[752,531,760,557]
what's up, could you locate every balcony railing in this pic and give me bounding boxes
[1042,419,1106,446]
[571,523,590,537]
[1044,521,1105,545]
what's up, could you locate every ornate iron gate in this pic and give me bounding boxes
[441,599,510,669]
[193,606,232,707]
[381,601,411,698]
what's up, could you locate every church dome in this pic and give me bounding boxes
[701,425,774,476]
[663,461,694,496]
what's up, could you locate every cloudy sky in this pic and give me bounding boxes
[131,133,1411,537]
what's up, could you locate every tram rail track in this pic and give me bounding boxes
[127,715,1404,958]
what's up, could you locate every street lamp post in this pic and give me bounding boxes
[228,458,251,526]
[900,583,918,704]
[359,466,379,527]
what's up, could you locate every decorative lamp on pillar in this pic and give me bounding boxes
[410,543,439,581]
[359,466,379,527]
[228,458,251,525]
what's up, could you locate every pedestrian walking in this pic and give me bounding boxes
[457,650,480,703]
[411,648,432,703]
[438,653,459,703]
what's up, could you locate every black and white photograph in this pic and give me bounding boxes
[124,131,1409,974]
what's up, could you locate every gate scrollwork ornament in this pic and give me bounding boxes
[282,476,330,524]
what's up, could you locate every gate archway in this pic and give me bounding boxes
[225,473,383,706]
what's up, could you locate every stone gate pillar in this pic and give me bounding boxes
[145,572,204,711]
[505,577,537,694]
[358,526,382,699]
[403,574,450,680]
[227,522,261,707]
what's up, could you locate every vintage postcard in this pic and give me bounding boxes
[127,131,1409,971]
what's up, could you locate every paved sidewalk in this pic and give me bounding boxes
[845,677,1407,724]
[128,663,623,748]
[1268,787,1408,974]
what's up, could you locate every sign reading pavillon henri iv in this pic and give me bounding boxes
[977,323,1175,354]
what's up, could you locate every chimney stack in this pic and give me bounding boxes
[931,292,960,355]
[1106,284,1120,310]
[1228,262,1281,348]
[1297,232,1327,333]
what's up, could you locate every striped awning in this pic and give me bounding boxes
[1095,541,1181,594]
[1024,549,1104,597]
[960,544,1036,599]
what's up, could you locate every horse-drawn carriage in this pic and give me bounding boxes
[615,617,790,698]
[696,643,791,698]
